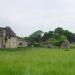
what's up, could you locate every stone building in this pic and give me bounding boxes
[17,37,28,48]
[0,27,28,48]
[61,40,70,48]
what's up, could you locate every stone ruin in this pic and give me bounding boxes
[61,40,70,49]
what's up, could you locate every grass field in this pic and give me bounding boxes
[0,48,75,75]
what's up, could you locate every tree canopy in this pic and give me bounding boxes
[24,27,75,47]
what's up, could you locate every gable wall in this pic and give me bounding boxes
[17,38,28,47]
[0,29,6,48]
[5,37,18,48]
[0,27,28,48]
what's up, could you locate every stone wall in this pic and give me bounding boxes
[17,38,28,47]
[0,29,28,48]
[0,37,3,48]
[5,37,18,48]
[5,37,28,48]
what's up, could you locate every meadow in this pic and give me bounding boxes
[0,47,75,75]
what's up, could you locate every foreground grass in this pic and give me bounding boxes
[0,48,75,75]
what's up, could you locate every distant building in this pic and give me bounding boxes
[17,37,28,48]
[0,27,28,48]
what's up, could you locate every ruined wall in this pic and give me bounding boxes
[0,28,28,48]
[5,37,18,48]
[0,30,6,48]
[0,37,3,48]
[17,39,28,47]
[5,37,28,48]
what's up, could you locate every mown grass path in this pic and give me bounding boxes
[0,48,75,75]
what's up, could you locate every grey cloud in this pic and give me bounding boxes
[0,0,75,36]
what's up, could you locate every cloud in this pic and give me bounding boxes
[0,0,75,36]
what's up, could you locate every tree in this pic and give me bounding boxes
[30,30,43,43]
[30,30,43,37]
[24,27,75,47]
[47,38,58,45]
[63,30,73,42]
[47,35,67,46]
[68,34,75,43]
[47,31,54,38]
[42,32,49,41]
[55,27,64,35]
[26,30,43,46]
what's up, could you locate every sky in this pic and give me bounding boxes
[0,0,75,37]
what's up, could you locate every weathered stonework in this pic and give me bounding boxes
[61,40,70,48]
[17,37,28,47]
[0,27,28,48]
[5,37,18,48]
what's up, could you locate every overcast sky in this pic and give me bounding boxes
[0,0,75,36]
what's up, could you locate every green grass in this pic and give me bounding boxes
[0,47,75,75]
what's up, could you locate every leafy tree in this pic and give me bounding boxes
[47,38,58,45]
[30,30,43,37]
[56,35,67,46]
[24,27,75,47]
[26,30,43,46]
[47,31,54,38]
[63,30,72,41]
[55,27,64,35]
[47,35,67,46]
[42,32,49,41]
[68,34,75,43]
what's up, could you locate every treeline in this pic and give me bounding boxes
[24,27,75,47]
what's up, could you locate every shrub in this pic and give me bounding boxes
[47,35,67,47]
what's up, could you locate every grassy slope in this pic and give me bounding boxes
[0,48,75,75]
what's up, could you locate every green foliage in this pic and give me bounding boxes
[42,32,49,41]
[55,27,64,35]
[64,30,72,37]
[24,27,74,47]
[32,42,41,47]
[26,30,43,46]
[42,31,54,41]
[56,35,67,41]
[0,48,75,75]
[55,35,67,46]
[30,30,43,37]
[47,35,67,46]
[48,31,54,38]
[47,38,58,45]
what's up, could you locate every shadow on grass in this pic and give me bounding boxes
[0,47,31,52]
[0,47,72,52]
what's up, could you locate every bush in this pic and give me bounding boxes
[47,35,67,47]
[32,42,41,47]
[47,38,58,46]
[55,35,67,46]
